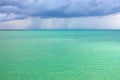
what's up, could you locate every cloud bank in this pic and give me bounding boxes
[1,13,120,29]
[0,0,120,21]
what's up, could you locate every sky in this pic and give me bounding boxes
[0,0,120,29]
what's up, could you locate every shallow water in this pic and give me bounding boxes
[0,30,120,80]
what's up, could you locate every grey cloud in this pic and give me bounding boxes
[0,0,120,21]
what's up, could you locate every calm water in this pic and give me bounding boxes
[0,30,120,80]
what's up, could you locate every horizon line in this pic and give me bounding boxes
[1,29,120,31]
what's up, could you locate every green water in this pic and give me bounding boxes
[0,30,120,80]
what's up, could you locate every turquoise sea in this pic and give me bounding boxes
[0,30,120,80]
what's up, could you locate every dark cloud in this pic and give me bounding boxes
[0,0,120,21]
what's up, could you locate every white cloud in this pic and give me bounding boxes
[0,18,32,29]
[29,13,120,29]
[0,13,120,29]
[0,13,25,21]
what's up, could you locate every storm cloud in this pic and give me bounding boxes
[0,0,120,21]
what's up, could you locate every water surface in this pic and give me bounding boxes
[0,30,120,80]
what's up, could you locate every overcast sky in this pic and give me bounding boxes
[0,0,120,29]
